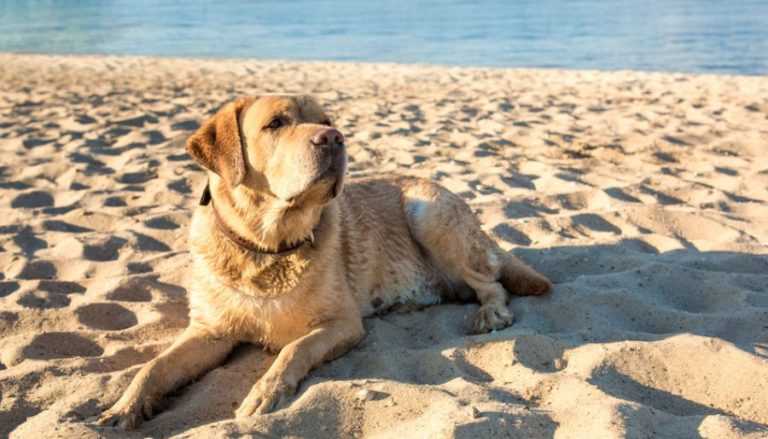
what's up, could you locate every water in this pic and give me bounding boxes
[1,0,767,75]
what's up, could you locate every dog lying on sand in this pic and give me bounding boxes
[97,95,551,429]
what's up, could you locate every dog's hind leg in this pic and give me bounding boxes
[403,179,550,334]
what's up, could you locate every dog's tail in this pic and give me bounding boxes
[498,251,551,297]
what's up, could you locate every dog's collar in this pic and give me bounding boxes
[199,182,311,255]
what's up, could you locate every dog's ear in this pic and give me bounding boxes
[186,98,251,188]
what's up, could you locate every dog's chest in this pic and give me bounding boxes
[194,285,314,347]
[229,251,311,298]
[189,256,315,346]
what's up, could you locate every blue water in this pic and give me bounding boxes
[1,0,767,75]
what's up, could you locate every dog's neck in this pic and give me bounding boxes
[201,178,324,253]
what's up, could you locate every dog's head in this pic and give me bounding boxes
[186,95,346,206]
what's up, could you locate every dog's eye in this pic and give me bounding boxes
[321,119,332,126]
[266,118,283,130]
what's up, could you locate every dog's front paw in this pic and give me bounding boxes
[236,375,296,417]
[471,304,514,334]
[94,399,151,430]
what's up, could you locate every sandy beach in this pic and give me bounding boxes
[0,53,767,438]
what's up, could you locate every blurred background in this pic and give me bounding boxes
[1,0,767,75]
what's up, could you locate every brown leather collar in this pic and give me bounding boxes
[199,182,311,255]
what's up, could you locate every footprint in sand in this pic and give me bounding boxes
[17,291,71,309]
[126,262,153,274]
[16,280,86,309]
[38,280,86,294]
[133,232,172,252]
[114,114,158,128]
[103,196,127,207]
[144,215,181,230]
[166,152,190,161]
[170,120,200,131]
[11,191,54,208]
[167,179,192,194]
[503,199,559,219]
[143,130,167,145]
[12,227,47,257]
[83,236,128,261]
[22,332,103,360]
[510,334,567,373]
[0,180,31,190]
[604,187,642,203]
[118,170,157,184]
[0,281,21,297]
[14,260,57,280]
[22,138,54,149]
[75,303,138,330]
[492,223,532,246]
[75,114,98,124]
[571,213,622,235]
[42,220,91,233]
[107,278,153,302]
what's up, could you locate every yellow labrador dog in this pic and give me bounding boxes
[97,95,551,429]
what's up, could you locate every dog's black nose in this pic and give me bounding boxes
[311,127,344,149]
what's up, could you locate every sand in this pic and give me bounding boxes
[0,53,767,438]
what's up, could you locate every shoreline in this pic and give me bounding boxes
[3,52,767,79]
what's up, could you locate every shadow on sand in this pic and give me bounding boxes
[81,239,767,437]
